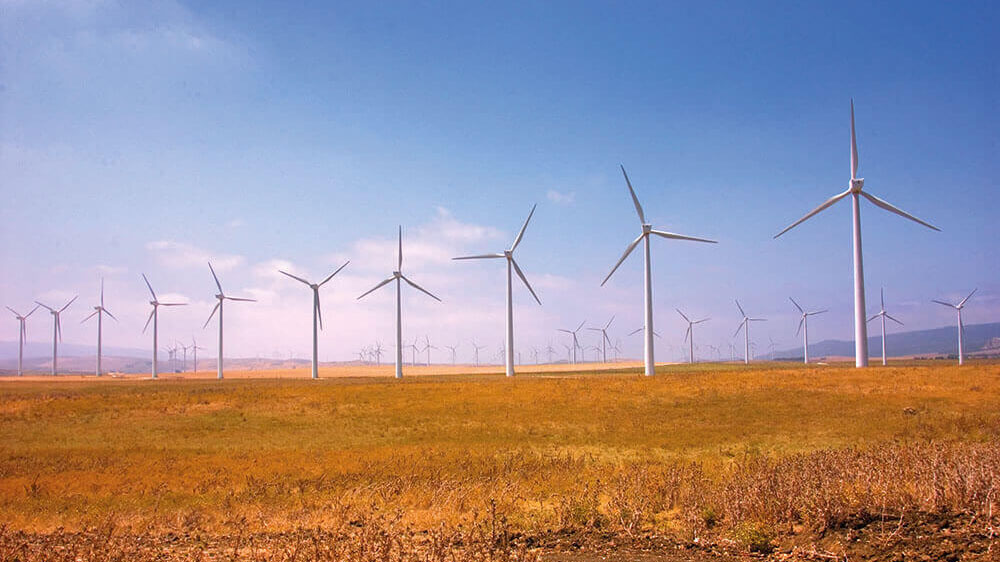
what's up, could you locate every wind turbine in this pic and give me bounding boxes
[6,304,39,376]
[601,165,717,375]
[191,337,204,372]
[203,262,256,380]
[774,100,939,367]
[357,226,441,378]
[789,297,827,364]
[453,205,541,377]
[80,279,117,377]
[279,262,350,380]
[586,316,615,363]
[676,309,709,364]
[421,335,437,366]
[35,296,77,376]
[472,341,486,367]
[178,342,189,372]
[933,289,977,365]
[445,343,458,365]
[372,341,384,366]
[867,288,903,366]
[733,300,766,365]
[141,274,186,380]
[557,321,586,364]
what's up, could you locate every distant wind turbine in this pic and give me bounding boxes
[586,316,615,363]
[733,300,766,365]
[35,296,77,376]
[445,344,458,365]
[602,165,717,376]
[774,100,939,367]
[789,297,827,364]
[453,205,541,376]
[357,226,441,378]
[933,289,977,365]
[81,279,117,376]
[557,321,586,364]
[203,262,256,380]
[421,335,437,366]
[279,262,349,380]
[142,274,186,380]
[472,341,486,367]
[867,288,903,366]
[6,304,39,376]
[191,337,204,372]
[676,309,709,364]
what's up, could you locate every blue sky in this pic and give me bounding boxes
[1,0,997,363]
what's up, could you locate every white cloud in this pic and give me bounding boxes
[226,218,245,229]
[145,240,245,272]
[546,190,576,205]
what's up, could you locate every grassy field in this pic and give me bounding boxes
[1,361,998,558]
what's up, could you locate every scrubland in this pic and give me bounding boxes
[1,361,998,560]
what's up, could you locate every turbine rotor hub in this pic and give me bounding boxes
[850,178,864,193]
[642,224,652,234]
[504,250,513,258]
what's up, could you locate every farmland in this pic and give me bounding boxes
[1,361,999,560]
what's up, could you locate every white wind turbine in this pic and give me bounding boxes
[191,337,204,372]
[453,205,541,377]
[35,296,77,376]
[676,309,709,364]
[557,321,586,364]
[774,100,939,367]
[867,288,903,366]
[279,262,350,380]
[6,304,39,376]
[586,315,615,364]
[357,226,441,378]
[733,300,766,365]
[203,262,256,380]
[445,344,458,365]
[602,165,717,376]
[789,297,827,364]
[81,279,117,376]
[933,289,977,366]
[472,341,486,367]
[142,274,187,380]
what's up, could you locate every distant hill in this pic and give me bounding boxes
[776,322,1000,360]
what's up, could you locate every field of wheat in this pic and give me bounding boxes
[1,361,998,560]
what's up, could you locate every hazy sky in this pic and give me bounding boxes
[1,0,997,363]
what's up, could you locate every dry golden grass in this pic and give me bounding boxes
[1,360,998,556]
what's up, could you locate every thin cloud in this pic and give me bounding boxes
[546,190,575,205]
[145,240,245,272]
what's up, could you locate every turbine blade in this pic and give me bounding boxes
[203,302,220,329]
[5,306,18,317]
[735,299,746,318]
[774,189,851,238]
[750,318,767,322]
[867,313,880,323]
[159,302,188,306]
[620,165,646,224]
[279,270,312,286]
[557,329,573,334]
[676,308,690,322]
[401,275,442,302]
[25,304,39,318]
[59,295,78,312]
[796,317,804,337]
[653,330,662,339]
[789,297,804,314]
[510,203,537,251]
[605,315,615,330]
[453,254,505,260]
[650,230,717,244]
[861,191,940,231]
[81,310,99,323]
[881,287,885,310]
[586,327,602,332]
[959,288,977,308]
[100,279,105,307]
[319,261,350,286]
[56,316,62,342]
[601,234,644,286]
[143,309,155,333]
[208,262,223,293]
[357,276,396,300]
[628,327,641,336]
[142,273,157,300]
[35,301,56,313]
[316,292,323,331]
[850,98,859,179]
[684,326,691,343]
[931,299,956,308]
[810,309,829,316]
[886,314,904,326]
[104,308,118,322]
[510,258,541,305]
[734,319,746,337]
[576,320,586,332]
[224,297,256,302]
[695,318,710,324]
[397,225,403,271]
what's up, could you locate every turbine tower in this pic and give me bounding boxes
[774,100,939,367]
[35,296,77,376]
[557,321,586,364]
[933,289,977,365]
[279,262,350,380]
[453,205,541,377]
[586,316,615,363]
[867,288,903,366]
[676,309,709,364]
[142,274,186,380]
[6,304,39,376]
[81,279,117,376]
[733,300,766,365]
[789,297,827,364]
[203,262,256,380]
[602,165,717,376]
[357,226,441,378]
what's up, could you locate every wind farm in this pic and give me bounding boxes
[1,3,996,561]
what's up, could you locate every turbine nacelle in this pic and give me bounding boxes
[641,224,652,234]
[850,178,865,193]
